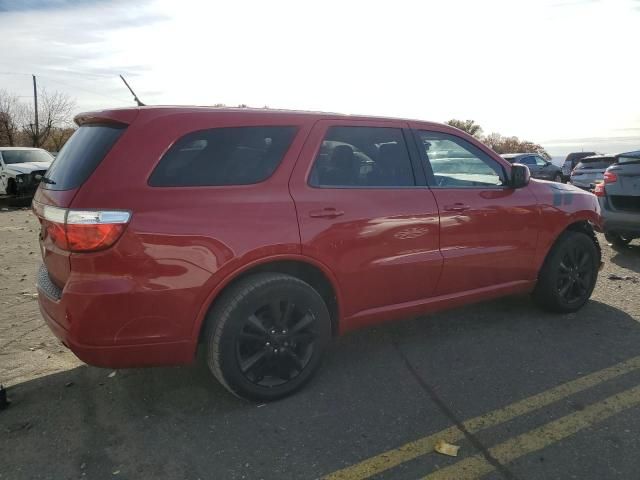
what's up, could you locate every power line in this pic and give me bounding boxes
[37,75,133,105]
[0,70,136,105]
[0,71,32,76]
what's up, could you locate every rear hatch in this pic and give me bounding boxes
[571,157,615,182]
[33,109,136,290]
[605,154,640,212]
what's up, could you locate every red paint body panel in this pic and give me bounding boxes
[33,107,602,368]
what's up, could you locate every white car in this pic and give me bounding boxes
[0,147,54,196]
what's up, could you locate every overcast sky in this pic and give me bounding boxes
[1,0,638,156]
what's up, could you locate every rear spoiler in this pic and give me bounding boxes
[74,109,140,127]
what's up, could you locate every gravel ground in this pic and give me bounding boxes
[0,206,639,480]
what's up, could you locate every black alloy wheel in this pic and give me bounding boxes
[533,230,599,313]
[556,245,594,304]
[205,273,331,401]
[236,299,317,387]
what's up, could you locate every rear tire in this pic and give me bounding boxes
[204,273,331,402]
[553,173,562,183]
[605,232,632,248]
[533,231,599,313]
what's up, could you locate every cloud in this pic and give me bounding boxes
[0,0,167,108]
[0,0,102,12]
[1,0,639,153]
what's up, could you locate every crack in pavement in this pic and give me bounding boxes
[392,339,519,480]
[0,323,46,350]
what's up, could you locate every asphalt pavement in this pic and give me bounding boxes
[1,207,639,480]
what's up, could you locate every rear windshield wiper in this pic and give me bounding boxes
[40,176,56,185]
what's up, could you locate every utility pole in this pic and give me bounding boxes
[32,74,39,147]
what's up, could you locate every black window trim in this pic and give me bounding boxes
[147,125,299,188]
[306,125,426,190]
[411,128,511,190]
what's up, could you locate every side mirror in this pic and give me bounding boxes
[510,164,530,188]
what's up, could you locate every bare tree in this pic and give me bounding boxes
[0,90,26,147]
[22,88,76,148]
[46,127,76,152]
[445,119,483,138]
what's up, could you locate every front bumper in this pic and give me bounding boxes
[14,171,45,196]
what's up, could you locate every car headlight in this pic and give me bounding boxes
[16,174,29,184]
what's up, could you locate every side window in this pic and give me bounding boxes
[519,156,535,166]
[535,156,547,166]
[309,126,415,187]
[416,131,505,188]
[149,126,297,187]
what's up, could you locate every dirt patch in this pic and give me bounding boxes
[0,208,80,388]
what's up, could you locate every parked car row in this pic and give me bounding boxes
[501,153,563,182]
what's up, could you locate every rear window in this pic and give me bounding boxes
[149,126,297,187]
[576,158,615,169]
[43,124,125,190]
[618,154,640,164]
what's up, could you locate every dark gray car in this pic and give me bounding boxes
[501,153,563,182]
[597,150,640,246]
[569,154,617,190]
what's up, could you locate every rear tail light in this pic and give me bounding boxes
[603,171,618,184]
[35,203,131,252]
[593,182,606,197]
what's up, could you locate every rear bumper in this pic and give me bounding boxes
[37,265,196,368]
[598,198,640,237]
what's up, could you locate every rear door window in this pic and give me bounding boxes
[149,126,297,186]
[43,124,125,190]
[308,126,415,187]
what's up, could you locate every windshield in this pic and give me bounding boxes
[1,149,53,165]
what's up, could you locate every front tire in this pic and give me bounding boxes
[533,231,599,313]
[204,273,331,402]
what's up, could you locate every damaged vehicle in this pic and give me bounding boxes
[0,147,54,197]
[33,107,603,401]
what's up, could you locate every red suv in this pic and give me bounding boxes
[34,107,602,400]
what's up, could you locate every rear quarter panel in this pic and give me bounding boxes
[66,110,316,348]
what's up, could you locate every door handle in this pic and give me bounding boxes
[309,208,345,219]
[443,203,470,212]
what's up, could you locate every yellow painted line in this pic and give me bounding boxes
[323,355,640,480]
[423,383,640,480]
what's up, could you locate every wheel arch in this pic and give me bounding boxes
[192,255,343,348]
[539,219,602,277]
